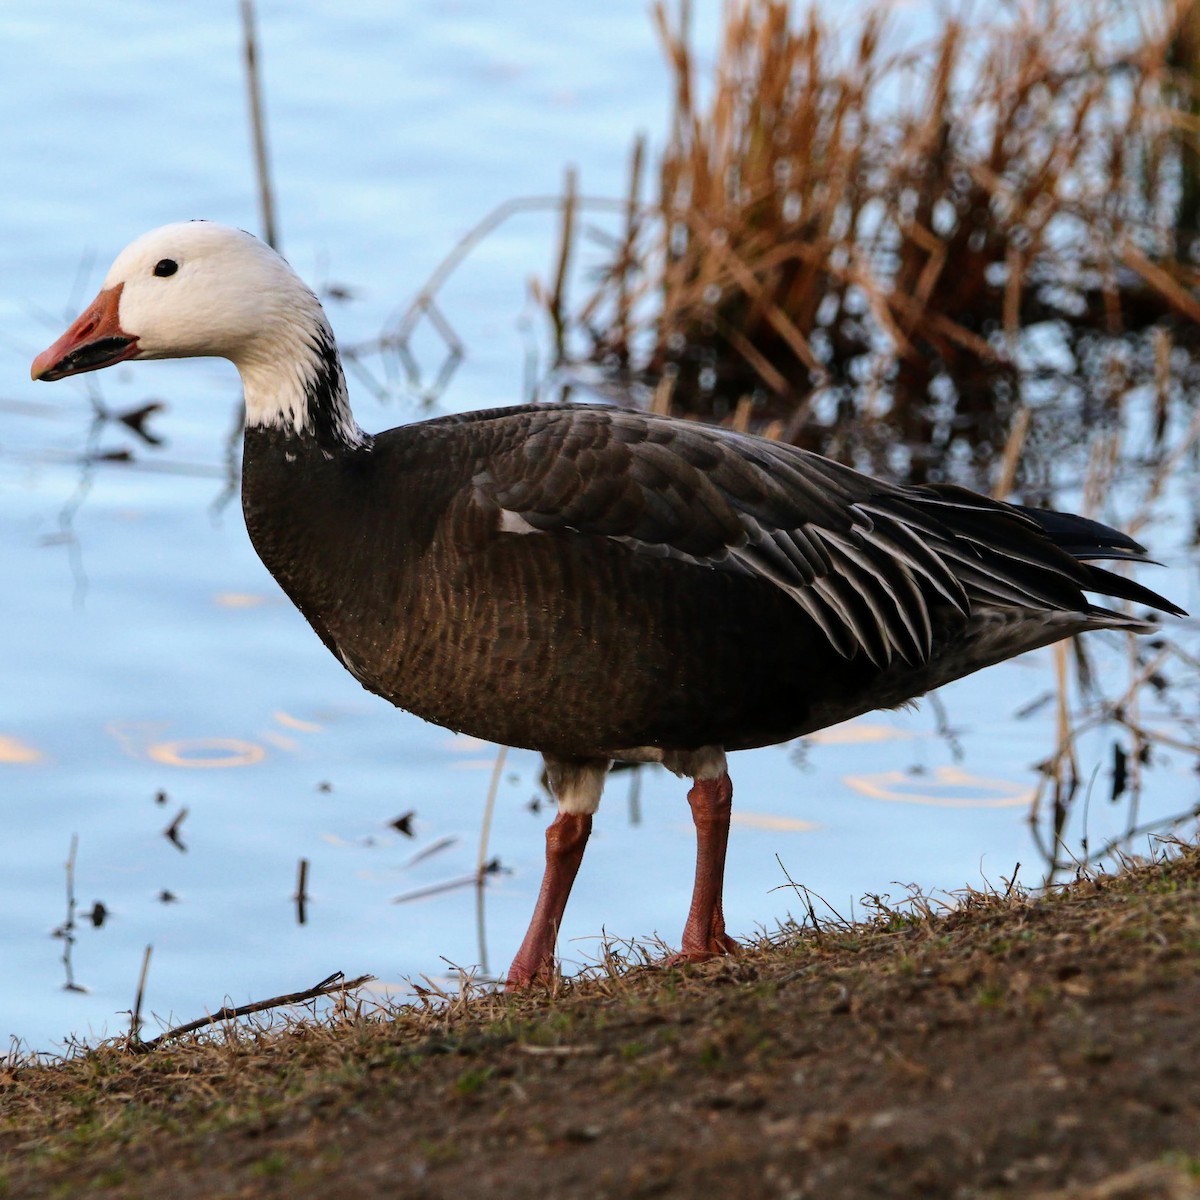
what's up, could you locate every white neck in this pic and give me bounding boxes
[236,296,368,451]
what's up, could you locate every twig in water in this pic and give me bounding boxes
[132,971,375,1053]
[1014,690,1055,720]
[294,858,309,926]
[342,192,635,406]
[991,404,1031,499]
[928,691,964,763]
[390,810,416,836]
[209,398,245,518]
[475,746,507,978]
[548,167,578,365]
[56,405,107,609]
[616,134,645,361]
[1130,388,1200,536]
[1044,640,1080,879]
[129,944,153,1042]
[163,806,188,852]
[54,833,85,993]
[400,835,458,869]
[627,763,643,827]
[394,861,506,905]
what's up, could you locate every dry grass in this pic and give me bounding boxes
[546,0,1200,488]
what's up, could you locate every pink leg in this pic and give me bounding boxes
[506,811,592,988]
[667,773,739,965]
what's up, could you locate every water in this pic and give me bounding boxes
[3,2,1196,1056]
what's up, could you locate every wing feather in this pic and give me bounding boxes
[464,404,1172,663]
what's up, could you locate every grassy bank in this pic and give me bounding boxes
[3,846,1200,1198]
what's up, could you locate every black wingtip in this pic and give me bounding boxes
[1080,562,1187,619]
[1014,505,1150,558]
[1013,504,1186,618]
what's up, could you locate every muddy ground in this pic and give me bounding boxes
[3,847,1200,1199]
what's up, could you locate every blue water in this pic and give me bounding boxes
[2,2,1196,1056]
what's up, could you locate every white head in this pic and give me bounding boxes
[32,220,363,446]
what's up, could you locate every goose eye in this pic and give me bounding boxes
[153,259,178,278]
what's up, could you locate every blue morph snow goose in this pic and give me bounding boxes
[32,221,1184,986]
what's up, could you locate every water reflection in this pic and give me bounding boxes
[7,0,1200,1059]
[844,766,1034,810]
[0,735,43,764]
[50,836,87,994]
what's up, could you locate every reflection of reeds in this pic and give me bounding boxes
[51,834,86,994]
[548,0,1200,487]
[1027,405,1200,880]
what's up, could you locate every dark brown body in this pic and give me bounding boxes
[243,425,852,755]
[242,405,1174,761]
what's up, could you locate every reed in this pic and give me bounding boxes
[551,0,1200,487]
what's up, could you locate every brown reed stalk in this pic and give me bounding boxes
[240,0,278,252]
[539,0,1200,488]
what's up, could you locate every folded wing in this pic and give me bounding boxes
[466,405,1180,668]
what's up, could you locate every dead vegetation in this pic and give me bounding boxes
[1022,406,1200,880]
[538,0,1200,490]
[3,842,1200,1198]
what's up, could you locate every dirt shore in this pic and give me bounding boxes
[3,848,1200,1199]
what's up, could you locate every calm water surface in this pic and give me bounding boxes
[3,2,1197,1054]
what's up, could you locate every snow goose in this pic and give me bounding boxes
[32,221,1184,986]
